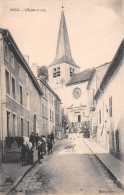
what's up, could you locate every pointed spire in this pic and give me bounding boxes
[49,11,80,68]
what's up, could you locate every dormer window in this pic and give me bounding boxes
[53,67,60,77]
[70,67,75,77]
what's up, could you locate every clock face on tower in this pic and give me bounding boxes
[60,78,65,85]
[73,87,82,99]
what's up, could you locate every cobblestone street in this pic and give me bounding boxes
[12,135,123,195]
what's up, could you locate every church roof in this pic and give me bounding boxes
[66,68,93,86]
[48,11,80,68]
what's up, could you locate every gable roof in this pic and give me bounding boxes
[87,62,110,90]
[0,28,43,95]
[66,68,94,86]
[48,11,80,68]
[37,77,61,102]
[94,39,124,100]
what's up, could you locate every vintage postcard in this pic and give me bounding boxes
[0,0,124,194]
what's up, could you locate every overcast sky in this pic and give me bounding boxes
[0,0,124,70]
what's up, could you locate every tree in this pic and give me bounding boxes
[62,114,69,127]
[37,66,48,81]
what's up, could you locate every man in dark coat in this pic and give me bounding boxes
[35,133,39,150]
[51,132,54,144]
[21,144,27,166]
[37,141,43,164]
[47,138,53,155]
[30,132,34,148]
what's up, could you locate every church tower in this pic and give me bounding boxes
[48,10,80,90]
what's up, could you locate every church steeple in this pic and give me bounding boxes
[49,10,80,68]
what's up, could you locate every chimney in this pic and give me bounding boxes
[31,63,38,77]
[24,55,29,64]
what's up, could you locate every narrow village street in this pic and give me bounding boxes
[12,135,123,195]
[0,2,124,195]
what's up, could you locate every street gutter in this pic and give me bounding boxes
[5,139,58,195]
[82,138,124,191]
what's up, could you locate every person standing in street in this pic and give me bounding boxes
[35,133,39,150]
[26,141,34,165]
[21,143,27,166]
[29,132,34,148]
[37,140,43,164]
[47,137,53,155]
[51,131,54,144]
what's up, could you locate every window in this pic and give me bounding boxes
[56,113,59,125]
[70,67,75,77]
[27,92,29,109]
[45,106,47,118]
[109,96,112,117]
[42,104,44,117]
[19,85,23,105]
[5,70,10,95]
[11,52,14,69]
[12,113,17,136]
[53,67,60,77]
[20,117,23,136]
[12,76,16,99]
[19,65,21,78]
[52,111,54,121]
[78,115,81,122]
[52,95,53,104]
[99,109,101,124]
[4,44,8,61]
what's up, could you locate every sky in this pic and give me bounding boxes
[0,0,124,71]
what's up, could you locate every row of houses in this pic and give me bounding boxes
[0,28,62,162]
[87,39,124,160]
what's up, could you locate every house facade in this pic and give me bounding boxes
[94,39,124,159]
[37,77,62,138]
[87,63,110,139]
[54,95,62,137]
[0,28,43,161]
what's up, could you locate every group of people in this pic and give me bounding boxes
[21,132,54,165]
[37,133,54,164]
[21,139,34,166]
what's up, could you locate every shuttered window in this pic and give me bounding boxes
[99,109,101,124]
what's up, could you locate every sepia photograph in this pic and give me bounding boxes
[0,0,124,194]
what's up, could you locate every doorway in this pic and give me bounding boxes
[21,118,23,136]
[78,115,81,122]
